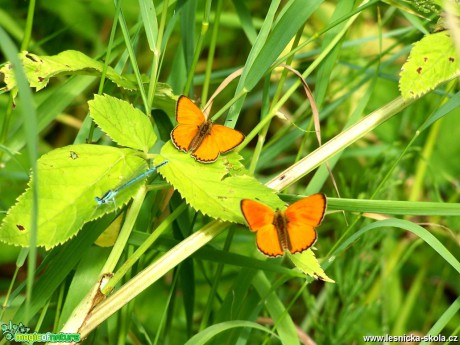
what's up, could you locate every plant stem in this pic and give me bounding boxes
[267,96,413,191]
[409,118,443,201]
[80,220,227,338]
[101,187,148,274]
[147,0,169,110]
[103,203,187,293]
[20,0,36,51]
[184,0,211,95]
[116,0,149,112]
[201,0,223,104]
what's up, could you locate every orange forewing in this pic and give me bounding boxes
[284,193,326,227]
[170,95,245,163]
[240,199,275,232]
[240,199,283,257]
[240,194,327,257]
[175,95,205,125]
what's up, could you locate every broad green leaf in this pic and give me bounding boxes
[287,250,335,282]
[89,94,157,152]
[0,144,152,249]
[157,142,332,281]
[155,142,282,223]
[399,31,460,100]
[0,50,136,92]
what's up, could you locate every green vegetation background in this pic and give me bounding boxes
[0,0,459,344]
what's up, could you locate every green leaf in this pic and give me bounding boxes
[399,31,460,100]
[40,0,99,41]
[228,0,322,123]
[0,50,136,92]
[180,0,196,73]
[243,0,323,91]
[253,271,300,345]
[89,94,157,152]
[232,0,258,44]
[287,250,335,282]
[13,214,116,324]
[419,296,460,345]
[184,320,278,345]
[58,246,109,328]
[419,90,460,132]
[139,0,159,54]
[304,196,460,216]
[156,142,282,223]
[0,144,151,249]
[332,219,460,275]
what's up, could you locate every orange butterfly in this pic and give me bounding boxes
[240,194,326,257]
[171,95,245,163]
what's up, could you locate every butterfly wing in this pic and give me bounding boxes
[171,96,205,152]
[241,199,275,232]
[171,124,199,152]
[285,222,317,254]
[256,224,284,257]
[209,124,245,154]
[191,123,245,163]
[284,193,326,254]
[240,199,283,257]
[175,95,206,125]
[191,134,220,163]
[285,193,326,226]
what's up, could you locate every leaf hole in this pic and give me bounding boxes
[25,53,38,62]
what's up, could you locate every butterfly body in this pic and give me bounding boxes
[272,210,290,251]
[187,120,213,152]
[241,194,326,257]
[171,96,245,163]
